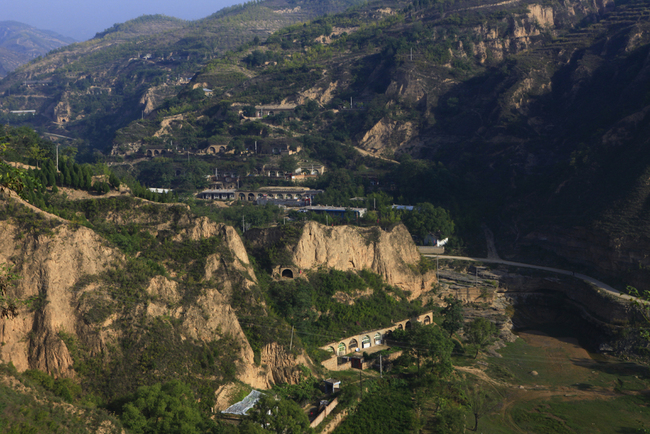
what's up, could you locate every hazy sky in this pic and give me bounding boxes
[3,0,243,41]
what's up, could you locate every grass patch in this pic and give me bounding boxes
[479,395,650,433]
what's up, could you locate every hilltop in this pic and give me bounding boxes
[0,0,365,152]
[0,21,75,77]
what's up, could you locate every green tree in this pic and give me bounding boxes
[391,322,453,378]
[247,395,313,434]
[109,172,121,189]
[429,406,466,433]
[441,296,464,338]
[401,202,454,240]
[120,381,213,434]
[0,264,21,319]
[27,145,47,168]
[279,155,298,174]
[464,383,501,432]
[628,286,650,342]
[464,318,498,358]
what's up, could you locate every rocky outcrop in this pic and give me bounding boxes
[257,342,311,387]
[358,117,417,158]
[0,214,120,377]
[292,222,436,299]
[0,194,306,391]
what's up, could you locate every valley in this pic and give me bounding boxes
[1,0,650,431]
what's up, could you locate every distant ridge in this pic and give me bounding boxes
[0,21,75,76]
[93,15,187,40]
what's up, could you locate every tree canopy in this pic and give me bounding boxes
[247,395,313,434]
[401,202,455,240]
[120,381,216,434]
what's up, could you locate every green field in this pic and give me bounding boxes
[465,331,650,434]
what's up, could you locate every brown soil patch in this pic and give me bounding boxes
[518,330,591,361]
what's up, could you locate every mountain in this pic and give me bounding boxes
[0,0,365,153]
[105,0,650,288]
[4,0,650,289]
[0,21,75,77]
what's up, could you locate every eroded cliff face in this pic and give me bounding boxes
[0,195,302,391]
[292,222,436,299]
[0,219,119,377]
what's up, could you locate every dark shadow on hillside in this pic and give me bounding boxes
[571,382,594,390]
[618,427,650,434]
[571,358,650,379]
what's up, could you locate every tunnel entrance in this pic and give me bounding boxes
[281,269,294,279]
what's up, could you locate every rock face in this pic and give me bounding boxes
[0,195,302,390]
[358,117,417,158]
[292,222,436,298]
[0,218,119,377]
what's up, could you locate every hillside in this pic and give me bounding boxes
[0,21,75,77]
[99,0,650,290]
[0,0,365,154]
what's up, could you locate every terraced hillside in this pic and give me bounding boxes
[107,0,650,289]
[0,0,364,153]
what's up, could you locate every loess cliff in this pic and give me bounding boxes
[0,193,308,396]
[248,221,437,299]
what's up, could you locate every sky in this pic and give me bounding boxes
[3,0,244,41]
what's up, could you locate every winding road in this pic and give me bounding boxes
[418,248,646,304]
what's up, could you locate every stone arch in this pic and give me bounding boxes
[405,321,412,329]
[374,332,382,345]
[327,346,336,354]
[281,269,294,279]
[277,193,284,199]
[423,315,431,325]
[361,335,371,349]
[349,339,358,350]
[239,193,245,200]
[398,324,403,330]
[337,342,347,355]
[257,193,264,198]
[248,193,255,201]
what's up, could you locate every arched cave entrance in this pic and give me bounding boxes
[281,269,294,279]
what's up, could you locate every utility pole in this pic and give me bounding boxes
[359,370,362,399]
[242,215,245,233]
[380,354,383,378]
[410,47,413,61]
[350,97,353,109]
[289,325,294,351]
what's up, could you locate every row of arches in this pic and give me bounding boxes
[327,315,432,356]
[207,145,227,154]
